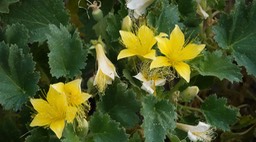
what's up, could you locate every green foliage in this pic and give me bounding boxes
[191,50,242,83]
[0,0,19,13]
[86,112,128,142]
[62,124,80,142]
[147,0,180,34]
[201,95,239,131]
[0,42,39,110]
[25,128,60,142]
[177,0,200,26]
[141,95,177,142]
[4,23,29,53]
[213,0,256,76]
[47,24,87,79]
[1,0,69,42]
[98,80,140,129]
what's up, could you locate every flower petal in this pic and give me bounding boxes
[30,99,50,113]
[143,49,156,60]
[155,36,172,56]
[155,78,166,86]
[50,120,65,139]
[188,131,198,142]
[173,62,191,82]
[47,86,68,111]
[119,30,140,50]
[133,72,147,82]
[179,43,205,61]
[169,25,185,51]
[117,49,136,60]
[150,56,171,69]
[66,106,77,123]
[138,25,156,52]
[141,81,154,94]
[30,114,51,127]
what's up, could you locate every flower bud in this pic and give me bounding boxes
[121,15,132,31]
[92,8,103,21]
[179,86,199,102]
[76,118,89,136]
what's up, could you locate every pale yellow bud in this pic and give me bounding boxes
[121,15,132,31]
[180,86,199,102]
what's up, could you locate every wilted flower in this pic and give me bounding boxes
[118,25,156,60]
[196,0,209,19]
[134,72,166,94]
[176,121,215,142]
[127,0,154,19]
[150,25,205,82]
[94,41,119,92]
[30,85,77,139]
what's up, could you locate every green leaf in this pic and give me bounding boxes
[25,128,60,142]
[0,0,19,13]
[1,0,69,42]
[213,1,256,76]
[0,42,39,110]
[98,80,140,129]
[201,95,239,131]
[4,23,29,53]
[86,112,128,142]
[106,13,121,42]
[62,124,80,142]
[177,0,200,26]
[147,0,180,34]
[191,51,242,83]
[47,24,87,79]
[141,95,177,142]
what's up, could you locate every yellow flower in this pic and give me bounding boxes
[150,25,205,82]
[118,25,156,60]
[94,42,119,92]
[51,79,91,106]
[30,85,77,139]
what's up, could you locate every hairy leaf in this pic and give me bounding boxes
[86,112,128,142]
[0,42,39,110]
[1,0,69,42]
[191,51,242,83]
[4,23,29,53]
[98,80,140,129]
[213,1,256,76]
[201,95,239,131]
[0,0,19,13]
[147,0,180,34]
[47,24,87,79]
[142,95,177,142]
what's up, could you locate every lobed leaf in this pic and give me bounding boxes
[0,42,39,111]
[86,112,128,142]
[213,0,256,76]
[191,50,242,83]
[201,95,239,131]
[1,0,69,42]
[98,80,140,129]
[141,95,177,142]
[0,0,19,13]
[47,24,87,79]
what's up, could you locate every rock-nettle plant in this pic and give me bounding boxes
[1,0,256,141]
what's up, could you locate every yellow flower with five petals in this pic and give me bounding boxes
[30,85,77,139]
[118,25,156,60]
[150,25,205,82]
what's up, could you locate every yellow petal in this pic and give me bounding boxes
[173,62,191,82]
[155,36,172,56]
[30,99,50,113]
[117,49,136,60]
[179,43,205,61]
[150,56,171,69]
[50,120,65,139]
[138,25,156,51]
[119,30,140,50]
[66,106,78,123]
[51,82,65,94]
[143,49,156,60]
[30,114,51,127]
[169,25,185,51]
[47,86,68,112]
